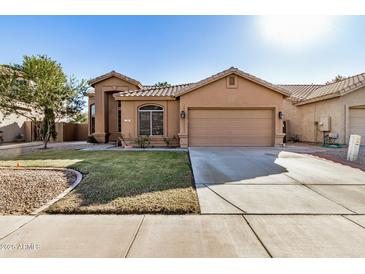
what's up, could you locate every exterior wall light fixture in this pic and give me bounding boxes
[180,110,186,119]
[278,111,284,120]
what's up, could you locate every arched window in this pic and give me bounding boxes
[139,105,164,136]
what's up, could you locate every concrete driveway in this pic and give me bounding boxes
[189,147,365,214]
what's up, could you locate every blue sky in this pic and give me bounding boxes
[0,16,364,85]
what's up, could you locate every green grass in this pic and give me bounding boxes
[0,150,200,214]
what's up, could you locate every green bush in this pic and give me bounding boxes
[86,135,98,144]
[135,135,150,148]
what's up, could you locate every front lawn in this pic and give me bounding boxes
[0,150,200,214]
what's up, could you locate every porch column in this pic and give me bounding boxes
[94,90,108,143]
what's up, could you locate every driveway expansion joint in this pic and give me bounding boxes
[0,215,38,241]
[204,183,247,213]
[124,215,145,258]
[284,173,357,214]
[241,215,273,258]
[342,215,365,230]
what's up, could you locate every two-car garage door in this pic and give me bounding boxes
[349,108,365,145]
[189,109,274,146]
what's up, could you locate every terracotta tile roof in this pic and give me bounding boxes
[114,67,290,98]
[278,84,324,101]
[113,83,192,97]
[279,72,365,104]
[88,70,142,88]
[85,88,95,97]
[90,68,365,105]
[302,72,365,102]
[175,67,290,97]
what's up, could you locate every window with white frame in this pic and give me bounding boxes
[138,105,164,136]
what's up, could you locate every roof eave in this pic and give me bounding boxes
[175,69,290,97]
[113,95,176,101]
[295,92,341,105]
[86,92,95,97]
[88,71,142,88]
[295,81,365,105]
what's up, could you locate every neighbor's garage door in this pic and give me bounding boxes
[189,109,274,146]
[349,108,365,145]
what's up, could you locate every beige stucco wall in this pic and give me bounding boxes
[91,76,140,142]
[282,99,301,140]
[299,98,341,143]
[284,86,365,144]
[178,75,286,147]
[284,97,341,143]
[0,112,27,142]
[117,99,180,146]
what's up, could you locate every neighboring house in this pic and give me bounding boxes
[0,114,88,143]
[87,67,365,147]
[0,102,88,144]
[280,73,365,145]
[0,111,28,142]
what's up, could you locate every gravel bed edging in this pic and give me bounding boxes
[30,168,83,215]
[0,167,83,215]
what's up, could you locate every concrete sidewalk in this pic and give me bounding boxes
[1,214,365,258]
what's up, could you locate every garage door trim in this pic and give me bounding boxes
[187,107,275,147]
[349,107,365,145]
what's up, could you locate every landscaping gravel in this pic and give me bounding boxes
[311,146,365,171]
[0,168,76,215]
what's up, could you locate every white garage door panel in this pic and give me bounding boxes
[349,108,365,145]
[189,109,274,147]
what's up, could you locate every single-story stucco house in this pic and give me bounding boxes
[87,67,365,147]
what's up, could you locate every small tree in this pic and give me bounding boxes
[71,112,88,123]
[326,75,346,84]
[154,81,171,88]
[0,55,88,148]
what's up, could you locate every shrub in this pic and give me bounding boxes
[163,135,178,148]
[163,137,170,148]
[135,135,150,148]
[86,135,98,143]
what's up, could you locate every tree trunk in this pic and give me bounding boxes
[42,107,56,149]
[42,110,51,149]
[43,138,48,149]
[43,128,50,149]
